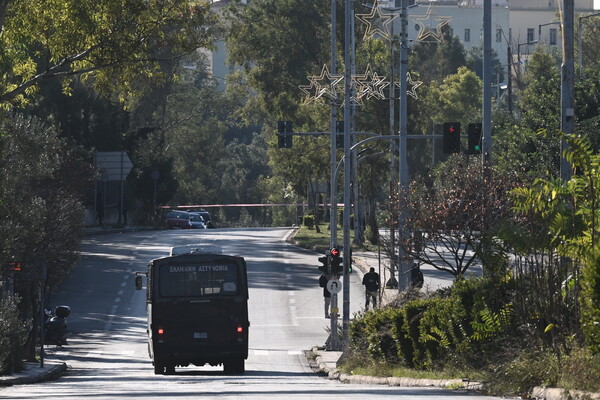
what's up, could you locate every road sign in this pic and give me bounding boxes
[94,151,133,181]
[326,278,342,294]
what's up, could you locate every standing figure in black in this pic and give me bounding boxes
[96,192,104,226]
[319,273,331,318]
[362,267,380,310]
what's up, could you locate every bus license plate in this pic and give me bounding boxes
[194,332,208,339]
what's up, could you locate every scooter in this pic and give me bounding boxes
[44,305,70,346]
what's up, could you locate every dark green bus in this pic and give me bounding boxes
[136,252,249,374]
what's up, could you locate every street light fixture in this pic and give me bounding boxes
[538,21,560,42]
[516,40,538,77]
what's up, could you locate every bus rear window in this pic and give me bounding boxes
[158,263,239,297]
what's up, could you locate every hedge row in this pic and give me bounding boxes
[348,278,513,370]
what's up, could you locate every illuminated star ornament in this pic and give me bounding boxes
[299,65,342,104]
[412,1,451,43]
[395,72,423,100]
[355,0,398,41]
[353,64,389,104]
[300,64,399,106]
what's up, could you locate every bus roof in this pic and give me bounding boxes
[170,244,223,256]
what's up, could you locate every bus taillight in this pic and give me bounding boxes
[157,327,165,336]
[236,324,244,342]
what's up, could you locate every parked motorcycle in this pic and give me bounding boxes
[44,305,70,346]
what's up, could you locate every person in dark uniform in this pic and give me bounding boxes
[362,267,381,310]
[319,273,331,318]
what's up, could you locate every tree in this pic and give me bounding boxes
[391,155,520,279]
[0,0,218,107]
[225,0,330,116]
[409,25,467,85]
[519,48,561,133]
[0,112,85,364]
[424,66,482,135]
[578,14,600,72]
[506,131,600,350]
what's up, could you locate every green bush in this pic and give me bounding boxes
[402,299,433,369]
[0,295,28,375]
[364,308,400,363]
[418,297,465,366]
[302,215,315,229]
[581,248,600,353]
[390,307,415,367]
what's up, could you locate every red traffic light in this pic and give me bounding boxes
[330,248,340,257]
[8,262,22,271]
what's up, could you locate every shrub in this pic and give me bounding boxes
[302,215,315,229]
[558,346,600,392]
[581,248,600,354]
[364,308,400,363]
[0,295,28,375]
[390,307,415,367]
[402,299,433,369]
[488,347,560,396]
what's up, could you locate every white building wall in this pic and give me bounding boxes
[394,3,510,76]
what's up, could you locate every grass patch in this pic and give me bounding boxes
[338,360,487,382]
[293,223,378,252]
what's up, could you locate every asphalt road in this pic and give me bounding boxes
[0,228,506,400]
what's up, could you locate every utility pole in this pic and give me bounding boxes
[397,0,410,291]
[388,18,398,289]
[341,0,352,351]
[561,0,574,182]
[482,0,492,166]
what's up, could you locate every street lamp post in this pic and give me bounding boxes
[517,40,538,71]
[538,21,560,42]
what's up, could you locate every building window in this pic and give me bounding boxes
[496,28,502,43]
[527,28,535,43]
[464,28,470,42]
[549,28,557,45]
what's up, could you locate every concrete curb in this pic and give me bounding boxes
[0,361,67,386]
[531,386,600,400]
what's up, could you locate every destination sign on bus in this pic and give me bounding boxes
[168,264,231,273]
[159,263,239,297]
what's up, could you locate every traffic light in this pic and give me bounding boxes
[277,121,293,148]
[335,121,344,149]
[318,255,329,274]
[7,262,22,271]
[467,123,482,155]
[443,122,461,154]
[329,248,343,274]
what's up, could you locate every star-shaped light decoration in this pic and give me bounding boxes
[300,65,391,106]
[411,1,451,43]
[395,72,423,100]
[353,64,390,103]
[299,64,343,104]
[355,0,398,41]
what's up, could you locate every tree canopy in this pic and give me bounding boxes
[0,0,219,107]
